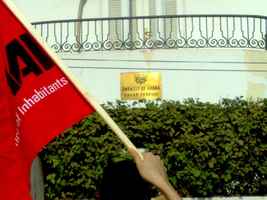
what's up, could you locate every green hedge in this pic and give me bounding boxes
[40,98,267,200]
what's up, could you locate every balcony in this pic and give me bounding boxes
[32,15,267,52]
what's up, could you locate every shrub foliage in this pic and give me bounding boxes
[40,98,267,199]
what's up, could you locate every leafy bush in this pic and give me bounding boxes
[40,98,267,199]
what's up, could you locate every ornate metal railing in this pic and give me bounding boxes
[32,15,267,52]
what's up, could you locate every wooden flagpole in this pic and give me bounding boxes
[3,0,143,159]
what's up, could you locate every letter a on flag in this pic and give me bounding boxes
[0,1,97,199]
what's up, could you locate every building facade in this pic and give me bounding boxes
[13,0,267,102]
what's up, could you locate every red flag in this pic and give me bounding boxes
[0,1,94,199]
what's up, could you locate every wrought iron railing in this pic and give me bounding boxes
[32,15,267,52]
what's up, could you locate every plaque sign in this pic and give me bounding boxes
[120,72,162,100]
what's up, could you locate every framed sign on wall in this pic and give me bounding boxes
[120,72,162,100]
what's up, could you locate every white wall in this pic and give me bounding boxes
[11,0,109,21]
[11,0,267,22]
[60,48,267,103]
[180,0,267,15]
[12,0,79,21]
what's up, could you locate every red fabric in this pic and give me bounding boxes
[0,1,95,199]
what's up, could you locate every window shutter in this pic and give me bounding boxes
[166,0,177,41]
[166,0,177,15]
[148,0,157,40]
[109,0,121,42]
[109,0,121,17]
